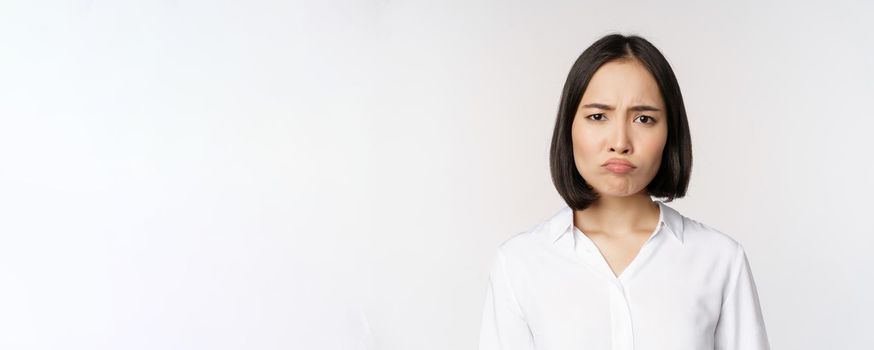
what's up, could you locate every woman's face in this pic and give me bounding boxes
[571,58,668,198]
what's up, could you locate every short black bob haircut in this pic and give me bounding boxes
[550,33,692,211]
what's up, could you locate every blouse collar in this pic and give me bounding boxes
[547,200,685,245]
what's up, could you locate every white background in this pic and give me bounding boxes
[1,0,872,349]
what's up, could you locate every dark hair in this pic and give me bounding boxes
[550,33,692,210]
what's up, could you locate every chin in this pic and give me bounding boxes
[593,184,648,198]
[592,189,633,197]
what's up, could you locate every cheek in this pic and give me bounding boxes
[643,137,665,153]
[571,128,601,160]
[640,134,668,168]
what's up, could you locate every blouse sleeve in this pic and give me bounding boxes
[714,243,771,350]
[478,247,535,350]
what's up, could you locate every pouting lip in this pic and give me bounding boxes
[602,158,636,168]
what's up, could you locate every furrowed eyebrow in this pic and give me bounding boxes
[582,103,661,112]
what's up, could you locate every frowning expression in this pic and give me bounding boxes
[571,58,668,197]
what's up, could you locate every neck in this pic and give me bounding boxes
[573,192,659,236]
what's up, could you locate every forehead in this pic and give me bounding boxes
[581,59,663,105]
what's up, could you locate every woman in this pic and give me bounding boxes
[478,33,770,350]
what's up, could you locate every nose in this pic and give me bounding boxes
[609,121,631,154]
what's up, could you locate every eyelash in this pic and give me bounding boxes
[586,113,656,125]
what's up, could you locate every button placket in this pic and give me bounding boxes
[608,279,634,350]
[573,225,666,350]
[575,229,636,350]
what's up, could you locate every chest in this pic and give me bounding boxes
[586,232,651,278]
[515,242,729,350]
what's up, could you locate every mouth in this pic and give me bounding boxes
[603,164,635,174]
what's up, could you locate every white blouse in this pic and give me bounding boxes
[478,200,770,350]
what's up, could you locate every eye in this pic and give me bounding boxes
[636,115,656,124]
[586,113,607,121]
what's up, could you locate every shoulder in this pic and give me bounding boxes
[495,222,545,255]
[680,214,748,260]
[483,221,554,286]
[489,216,556,264]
